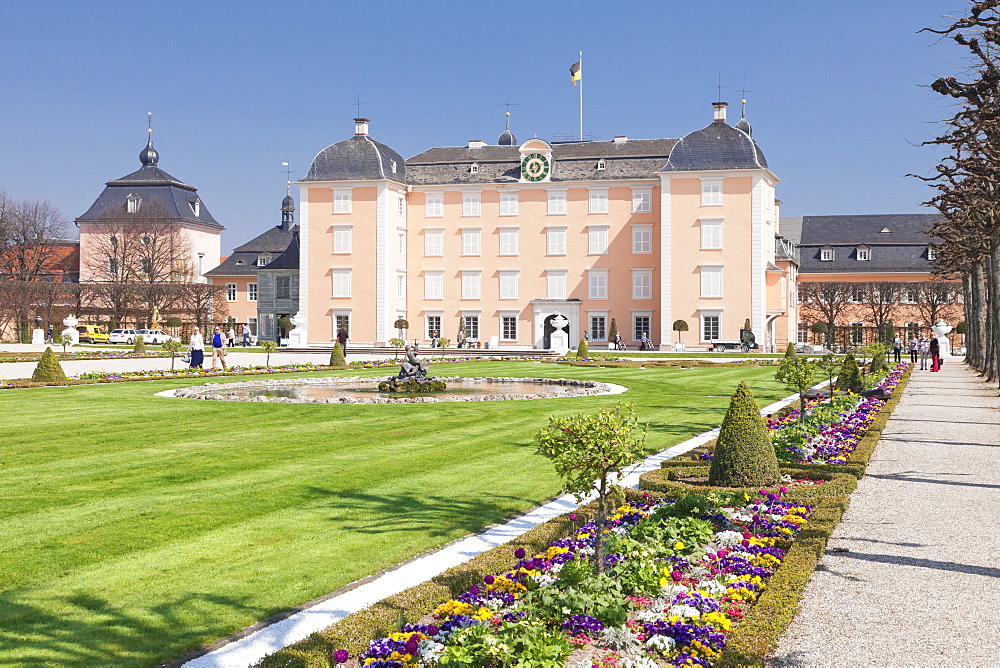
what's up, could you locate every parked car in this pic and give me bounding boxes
[109,328,139,344]
[76,325,110,344]
[136,329,177,345]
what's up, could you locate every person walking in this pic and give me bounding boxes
[929,336,941,372]
[242,323,251,347]
[336,327,348,358]
[892,335,903,364]
[227,326,236,348]
[188,328,205,369]
[908,336,919,364]
[918,335,930,370]
[211,325,228,369]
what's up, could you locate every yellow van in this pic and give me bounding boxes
[76,325,109,344]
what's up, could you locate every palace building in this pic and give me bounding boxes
[287,102,798,350]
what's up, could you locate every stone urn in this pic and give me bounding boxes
[61,314,80,346]
[287,311,308,346]
[549,314,569,355]
[931,320,953,357]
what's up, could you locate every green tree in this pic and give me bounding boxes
[389,337,406,360]
[393,318,409,339]
[32,347,66,384]
[330,341,346,366]
[58,333,73,354]
[816,353,843,396]
[775,356,819,422]
[161,339,183,371]
[436,337,451,357]
[784,342,797,358]
[132,335,146,354]
[835,353,864,394]
[672,319,689,344]
[608,318,618,342]
[576,339,589,359]
[534,403,647,574]
[260,340,277,366]
[708,382,779,487]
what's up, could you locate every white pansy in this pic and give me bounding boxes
[696,579,728,596]
[621,657,660,668]
[715,530,743,547]
[418,639,445,664]
[529,573,557,587]
[646,634,677,652]
[668,604,701,619]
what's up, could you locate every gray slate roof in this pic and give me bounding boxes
[258,232,300,271]
[303,135,407,183]
[205,224,295,277]
[795,214,939,274]
[662,120,766,172]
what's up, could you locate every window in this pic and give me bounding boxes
[588,227,609,254]
[424,272,443,299]
[425,194,443,217]
[461,271,481,300]
[335,314,350,338]
[333,190,352,214]
[499,228,519,255]
[588,270,608,300]
[501,315,517,340]
[462,192,481,216]
[333,227,352,254]
[225,283,237,301]
[276,275,291,300]
[190,199,201,216]
[248,282,258,302]
[462,229,481,256]
[589,189,609,214]
[850,322,864,345]
[902,286,919,304]
[927,246,937,261]
[547,271,567,299]
[797,321,811,344]
[702,314,721,341]
[906,321,921,338]
[257,256,270,267]
[820,247,834,262]
[701,180,722,206]
[397,198,405,216]
[700,266,722,298]
[590,315,606,341]
[397,273,406,299]
[633,270,653,300]
[633,315,651,341]
[632,190,652,213]
[547,190,567,214]
[596,159,607,171]
[248,316,258,336]
[140,257,153,275]
[397,231,406,255]
[424,229,443,256]
[500,192,519,216]
[332,269,351,298]
[463,315,480,339]
[426,315,441,339]
[126,194,141,213]
[470,163,479,174]
[198,253,204,275]
[546,228,567,255]
[499,271,519,300]
[108,256,119,275]
[700,219,723,249]
[856,247,870,261]
[632,226,652,254]
[849,284,865,303]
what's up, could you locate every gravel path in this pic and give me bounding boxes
[770,359,1000,667]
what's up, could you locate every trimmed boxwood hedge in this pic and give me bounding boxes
[639,465,858,501]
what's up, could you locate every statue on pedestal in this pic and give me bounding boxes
[931,320,953,357]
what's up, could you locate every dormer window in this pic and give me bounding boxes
[856,246,870,261]
[596,159,607,171]
[820,247,834,262]
[390,160,397,174]
[126,194,141,213]
[235,260,245,266]
[928,246,937,260]
[257,256,270,267]
[189,198,201,216]
[470,163,479,174]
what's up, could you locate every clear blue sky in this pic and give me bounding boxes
[0,1,967,250]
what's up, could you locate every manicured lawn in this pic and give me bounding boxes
[0,362,787,666]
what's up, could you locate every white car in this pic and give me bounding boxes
[109,328,139,344]
[136,329,177,345]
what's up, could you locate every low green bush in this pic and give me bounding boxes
[708,381,779,487]
[330,342,346,366]
[31,347,66,384]
[132,336,146,354]
[576,339,589,359]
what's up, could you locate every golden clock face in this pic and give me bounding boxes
[521,153,550,182]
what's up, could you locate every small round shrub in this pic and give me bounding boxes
[708,381,779,487]
[785,342,797,358]
[577,339,589,359]
[330,341,346,366]
[32,347,66,384]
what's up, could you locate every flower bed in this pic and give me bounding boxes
[337,492,811,667]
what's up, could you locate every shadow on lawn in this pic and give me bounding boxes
[0,589,265,668]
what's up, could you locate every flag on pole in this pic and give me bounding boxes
[569,60,581,85]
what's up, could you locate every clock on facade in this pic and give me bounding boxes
[521,153,550,182]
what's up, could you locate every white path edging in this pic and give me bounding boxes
[185,388,803,667]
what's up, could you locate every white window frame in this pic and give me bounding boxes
[396,273,406,299]
[849,284,865,304]
[547,270,567,299]
[424,271,444,300]
[850,321,865,345]
[462,192,481,217]
[632,269,653,300]
[547,190,567,215]
[588,226,609,255]
[588,312,608,341]
[797,321,810,344]
[632,225,652,254]
[820,247,834,262]
[333,189,352,214]
[700,179,723,206]
[588,269,608,300]
[927,246,937,261]
[596,159,607,171]
[700,265,723,298]
[333,226,352,254]
[397,197,405,216]
[225,283,237,302]
[461,271,481,300]
[126,194,141,213]
[397,231,406,255]
[499,192,519,216]
[256,256,270,267]
[856,247,870,261]
[247,282,258,302]
[462,313,480,340]
[700,219,723,250]
[632,312,652,342]
[701,311,722,342]
[588,188,609,214]
[499,270,519,300]
[500,312,518,341]
[425,313,442,339]
[332,311,351,340]
[332,269,352,298]
[546,227,567,256]
[632,188,652,213]
[499,227,519,256]
[461,228,481,256]
[424,229,444,257]
[425,193,443,217]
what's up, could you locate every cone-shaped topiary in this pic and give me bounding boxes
[32,347,66,384]
[330,341,346,366]
[785,342,797,358]
[577,339,589,359]
[836,353,864,393]
[132,336,146,354]
[869,350,887,374]
[708,381,779,487]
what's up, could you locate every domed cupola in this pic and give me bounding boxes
[139,136,159,165]
[303,118,407,183]
[498,112,517,146]
[734,99,752,136]
[662,102,767,172]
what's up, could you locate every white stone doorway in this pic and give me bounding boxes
[530,299,581,350]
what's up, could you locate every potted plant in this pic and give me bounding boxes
[672,319,688,351]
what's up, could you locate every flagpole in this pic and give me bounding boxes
[578,50,583,141]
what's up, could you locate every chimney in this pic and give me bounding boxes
[712,102,728,123]
[354,118,370,136]
[468,139,487,149]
